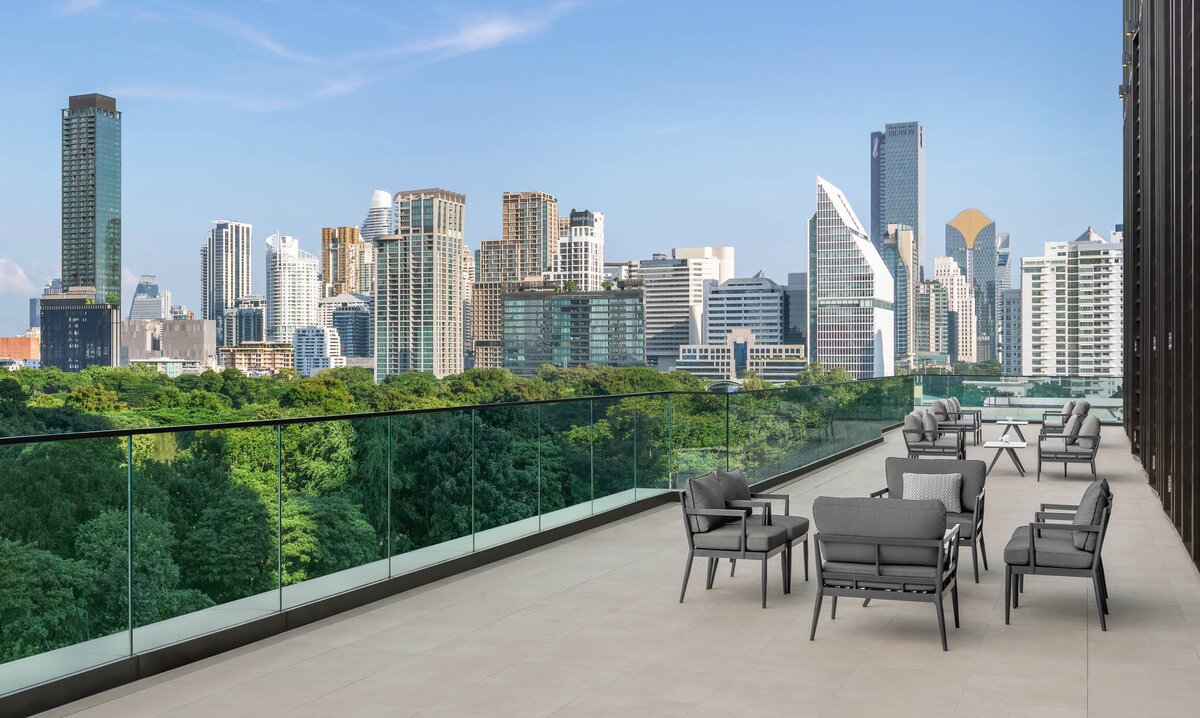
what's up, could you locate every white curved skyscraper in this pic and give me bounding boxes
[265,233,320,344]
[360,190,393,243]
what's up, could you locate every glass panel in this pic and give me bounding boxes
[915,375,1123,424]
[670,392,728,482]
[591,396,637,511]
[635,394,673,496]
[473,405,539,550]
[729,388,808,483]
[0,436,130,695]
[131,426,280,652]
[280,418,388,610]
[389,411,473,575]
[538,400,594,529]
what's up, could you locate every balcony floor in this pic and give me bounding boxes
[41,425,1200,717]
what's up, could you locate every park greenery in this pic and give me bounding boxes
[0,362,911,667]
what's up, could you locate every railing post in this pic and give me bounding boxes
[276,424,283,611]
[725,393,731,471]
[126,434,133,656]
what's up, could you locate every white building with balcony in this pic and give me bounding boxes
[932,256,978,364]
[293,325,345,377]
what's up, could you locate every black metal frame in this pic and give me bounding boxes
[934,399,982,445]
[678,498,789,608]
[1036,432,1100,482]
[728,492,810,587]
[871,486,987,583]
[902,423,967,460]
[809,526,961,650]
[1004,496,1113,630]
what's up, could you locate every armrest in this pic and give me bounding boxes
[750,492,790,516]
[1041,503,1080,511]
[1034,511,1075,521]
[683,507,746,519]
[1042,411,1068,422]
[1029,521,1100,532]
[727,500,772,524]
[869,487,890,498]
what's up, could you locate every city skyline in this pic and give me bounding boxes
[0,1,1120,335]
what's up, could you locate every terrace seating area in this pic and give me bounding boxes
[39,422,1200,718]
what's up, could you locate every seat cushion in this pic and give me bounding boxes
[1004,528,1094,569]
[685,473,725,532]
[909,436,960,451]
[885,457,986,512]
[1072,480,1110,551]
[813,497,946,566]
[901,472,963,513]
[692,522,788,552]
[820,561,938,591]
[749,514,809,542]
[921,411,939,441]
[946,512,974,539]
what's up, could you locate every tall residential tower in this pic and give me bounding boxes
[201,220,253,344]
[62,94,121,303]
[870,122,925,274]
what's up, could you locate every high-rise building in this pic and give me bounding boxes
[318,293,372,358]
[546,209,605,292]
[321,226,366,297]
[932,256,977,364]
[1021,228,1123,377]
[676,328,807,383]
[375,189,466,380]
[500,286,644,376]
[360,190,393,242]
[702,272,784,346]
[1000,287,1022,376]
[870,121,925,274]
[996,232,1013,292]
[293,326,346,377]
[265,233,320,344]
[62,94,121,304]
[502,191,559,275]
[230,295,266,346]
[630,246,734,370]
[945,209,999,362]
[128,275,170,321]
[807,177,894,379]
[881,223,917,367]
[39,288,120,371]
[461,245,474,367]
[912,280,950,366]
[201,220,253,344]
[783,272,808,346]
[472,277,543,370]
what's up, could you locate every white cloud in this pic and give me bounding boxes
[0,259,37,296]
[179,7,320,64]
[56,0,103,16]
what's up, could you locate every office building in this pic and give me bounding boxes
[912,280,950,367]
[62,94,121,304]
[630,246,733,370]
[502,191,559,276]
[870,121,925,274]
[676,328,807,384]
[321,226,366,297]
[170,305,194,321]
[120,319,218,368]
[702,272,784,346]
[361,190,393,242]
[461,245,474,367]
[807,177,894,379]
[500,287,644,376]
[293,326,346,377]
[932,256,977,363]
[996,232,1013,292]
[881,223,917,367]
[945,208,999,361]
[318,293,372,358]
[201,220,253,344]
[472,278,544,370]
[265,233,320,344]
[546,209,605,291]
[1021,228,1123,377]
[783,272,808,346]
[39,288,119,371]
[226,295,266,346]
[218,342,293,375]
[128,275,170,321]
[1000,287,1022,376]
[30,279,63,330]
[375,189,466,380]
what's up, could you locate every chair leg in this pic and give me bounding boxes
[951,584,961,628]
[1098,559,1109,600]
[803,538,810,581]
[971,538,980,583]
[979,533,989,570]
[1014,574,1021,607]
[935,597,949,651]
[1037,456,1042,482]
[730,558,736,577]
[831,595,838,620]
[1064,462,1067,478]
[1091,461,1097,480]
[781,548,789,595]
[863,598,871,607]
[760,558,768,609]
[1093,573,1108,630]
[679,553,694,603]
[809,589,824,640]
[705,557,716,589]
[1004,566,1012,624]
[1018,574,1024,593]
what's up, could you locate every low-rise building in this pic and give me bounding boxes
[293,326,346,377]
[676,328,807,384]
[121,319,218,368]
[39,287,120,372]
[500,287,645,376]
[219,342,294,375]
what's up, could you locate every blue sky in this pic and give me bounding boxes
[0,0,1121,335]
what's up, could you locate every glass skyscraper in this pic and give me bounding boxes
[870,122,925,276]
[62,94,121,303]
[945,208,999,362]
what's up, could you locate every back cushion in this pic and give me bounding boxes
[904,413,923,438]
[885,457,986,511]
[932,399,949,421]
[921,411,939,442]
[902,472,963,513]
[717,468,752,514]
[1061,400,1076,416]
[1061,414,1079,442]
[1076,416,1102,448]
[1073,400,1091,415]
[685,473,726,532]
[949,397,961,413]
[1072,479,1110,551]
[814,497,946,566]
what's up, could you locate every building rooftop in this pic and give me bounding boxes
[38,424,1200,717]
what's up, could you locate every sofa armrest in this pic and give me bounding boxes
[869,487,890,499]
[750,492,790,516]
[1041,502,1080,511]
[727,500,772,524]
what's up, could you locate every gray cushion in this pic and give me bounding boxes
[1076,416,1102,448]
[946,512,974,539]
[820,561,938,590]
[1004,527,1094,568]
[716,468,752,515]
[885,457,986,511]
[1072,480,1110,551]
[749,514,809,542]
[949,396,962,413]
[901,472,963,513]
[813,496,946,566]
[904,412,923,434]
[932,399,950,422]
[685,473,725,532]
[1061,414,1080,443]
[1072,400,1090,415]
[1061,400,1076,416]
[692,522,788,552]
[921,411,939,442]
[909,436,960,451]
[1040,437,1093,455]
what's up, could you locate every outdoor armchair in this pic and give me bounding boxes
[902,410,966,460]
[1037,415,1101,481]
[719,468,810,589]
[1041,399,1090,437]
[933,398,982,445]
